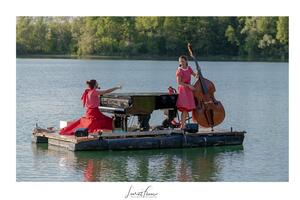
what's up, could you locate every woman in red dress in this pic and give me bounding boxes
[60,79,121,135]
[176,55,197,128]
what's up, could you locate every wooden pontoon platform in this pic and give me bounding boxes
[32,127,245,151]
[32,93,245,151]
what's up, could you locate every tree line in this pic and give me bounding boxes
[16,16,288,61]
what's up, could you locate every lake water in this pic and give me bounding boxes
[16,59,288,181]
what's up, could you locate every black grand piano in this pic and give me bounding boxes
[99,93,178,131]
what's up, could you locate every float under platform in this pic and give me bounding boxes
[32,127,245,151]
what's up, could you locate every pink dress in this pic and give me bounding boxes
[59,89,113,135]
[176,66,196,112]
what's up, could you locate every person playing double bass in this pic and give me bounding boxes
[175,55,198,129]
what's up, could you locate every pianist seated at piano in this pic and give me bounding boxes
[59,79,122,135]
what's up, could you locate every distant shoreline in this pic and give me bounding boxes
[17,54,288,63]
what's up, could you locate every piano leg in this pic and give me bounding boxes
[120,116,128,131]
[124,116,128,131]
[114,116,122,129]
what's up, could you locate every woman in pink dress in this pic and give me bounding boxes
[60,79,121,135]
[176,55,197,128]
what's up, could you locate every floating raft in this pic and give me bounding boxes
[32,127,245,151]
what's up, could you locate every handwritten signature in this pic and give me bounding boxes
[125,185,158,198]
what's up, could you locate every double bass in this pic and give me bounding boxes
[187,43,225,130]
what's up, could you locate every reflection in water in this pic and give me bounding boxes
[32,144,243,182]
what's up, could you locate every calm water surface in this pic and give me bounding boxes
[16,59,288,181]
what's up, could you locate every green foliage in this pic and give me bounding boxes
[276,17,289,59]
[16,16,288,61]
[225,25,238,45]
[276,17,288,44]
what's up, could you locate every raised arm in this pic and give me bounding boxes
[98,85,122,96]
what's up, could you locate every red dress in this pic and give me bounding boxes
[176,66,196,112]
[59,89,113,135]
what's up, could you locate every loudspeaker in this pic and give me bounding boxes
[184,123,198,133]
[75,128,89,137]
